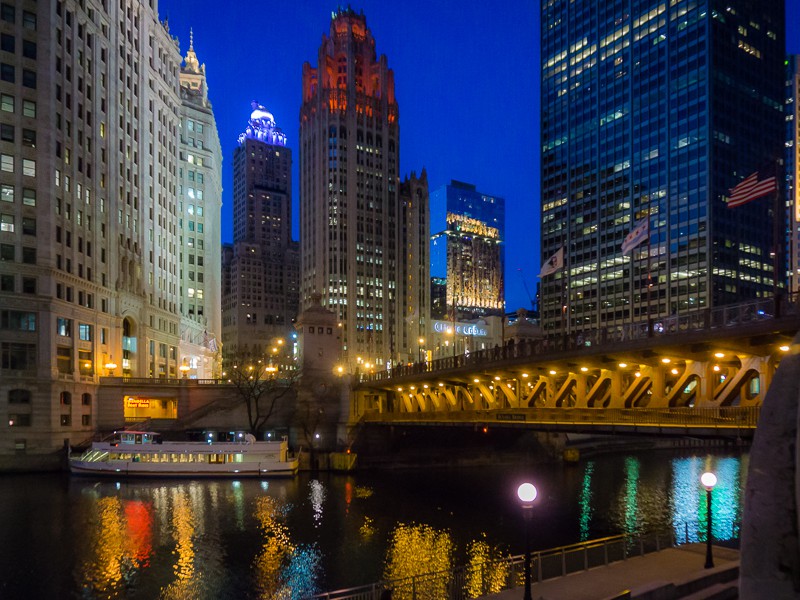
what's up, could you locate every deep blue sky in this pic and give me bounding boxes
[158,0,799,312]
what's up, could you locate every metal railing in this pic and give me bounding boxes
[303,531,678,600]
[360,295,800,384]
[361,406,760,430]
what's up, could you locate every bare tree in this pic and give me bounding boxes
[224,355,298,436]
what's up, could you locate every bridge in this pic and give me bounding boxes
[351,296,800,436]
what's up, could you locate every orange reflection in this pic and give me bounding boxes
[384,523,453,599]
[252,496,294,599]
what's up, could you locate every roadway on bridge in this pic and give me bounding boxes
[480,544,739,600]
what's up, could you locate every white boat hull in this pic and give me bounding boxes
[69,433,299,478]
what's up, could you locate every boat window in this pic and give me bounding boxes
[135,434,142,444]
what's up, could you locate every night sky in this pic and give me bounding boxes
[157,0,799,312]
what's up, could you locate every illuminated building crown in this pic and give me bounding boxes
[238,101,287,146]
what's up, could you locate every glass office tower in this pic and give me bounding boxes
[540,0,785,335]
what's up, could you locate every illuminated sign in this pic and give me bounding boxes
[126,398,151,408]
[432,321,487,337]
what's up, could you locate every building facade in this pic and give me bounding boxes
[299,8,429,369]
[430,180,505,320]
[177,32,222,379]
[0,0,221,459]
[788,55,800,295]
[221,104,299,365]
[540,0,786,335]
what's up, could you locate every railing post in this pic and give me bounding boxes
[537,551,543,583]
[604,539,609,565]
[562,547,567,576]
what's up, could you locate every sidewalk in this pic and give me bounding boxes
[480,544,739,600]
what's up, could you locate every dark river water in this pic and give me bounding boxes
[0,448,746,599]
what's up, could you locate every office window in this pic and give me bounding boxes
[21,217,34,235]
[1,154,13,172]
[56,349,72,374]
[57,317,72,337]
[0,274,12,291]
[1,342,35,370]
[8,415,31,427]
[22,158,34,176]
[0,93,12,112]
[1,184,12,202]
[60,414,71,426]
[21,246,35,264]
[0,213,13,232]
[22,188,35,206]
[0,243,13,260]
[22,100,34,117]
[8,389,31,404]
[78,323,92,341]
[20,277,34,294]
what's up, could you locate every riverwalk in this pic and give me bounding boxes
[480,543,740,600]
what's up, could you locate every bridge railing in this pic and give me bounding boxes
[360,406,760,429]
[360,294,800,384]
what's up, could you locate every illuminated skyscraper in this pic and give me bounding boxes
[300,8,429,367]
[221,104,298,362]
[540,1,785,335]
[0,1,223,459]
[430,180,505,320]
[178,32,223,378]
[787,55,800,294]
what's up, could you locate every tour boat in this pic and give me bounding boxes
[69,430,299,477]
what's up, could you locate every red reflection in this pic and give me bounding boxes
[125,500,154,566]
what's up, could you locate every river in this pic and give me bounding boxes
[0,448,746,599]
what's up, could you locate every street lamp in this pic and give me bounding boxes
[700,471,717,569]
[517,482,538,600]
[104,357,117,376]
[179,361,190,378]
[418,337,425,363]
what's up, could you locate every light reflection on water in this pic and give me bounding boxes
[0,449,747,598]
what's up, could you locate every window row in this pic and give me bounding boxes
[0,214,36,235]
[0,155,35,176]
[0,243,36,263]
[0,93,36,117]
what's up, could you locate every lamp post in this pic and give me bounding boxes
[418,337,425,363]
[517,482,537,600]
[701,471,717,569]
[104,358,117,377]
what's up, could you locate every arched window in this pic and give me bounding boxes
[60,391,71,405]
[8,389,31,404]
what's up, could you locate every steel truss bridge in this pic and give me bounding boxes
[351,296,800,436]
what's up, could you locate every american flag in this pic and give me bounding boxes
[727,166,777,208]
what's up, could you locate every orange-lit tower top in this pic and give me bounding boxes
[300,8,415,368]
[301,7,396,112]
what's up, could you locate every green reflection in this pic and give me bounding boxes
[579,461,595,541]
[623,457,640,535]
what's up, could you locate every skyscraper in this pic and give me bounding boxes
[178,32,223,378]
[430,180,505,320]
[300,8,429,368]
[0,0,222,459]
[221,104,298,363]
[787,55,800,295]
[540,1,785,335]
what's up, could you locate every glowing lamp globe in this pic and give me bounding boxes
[700,472,717,490]
[517,482,538,504]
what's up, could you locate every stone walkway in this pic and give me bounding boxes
[479,544,740,600]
